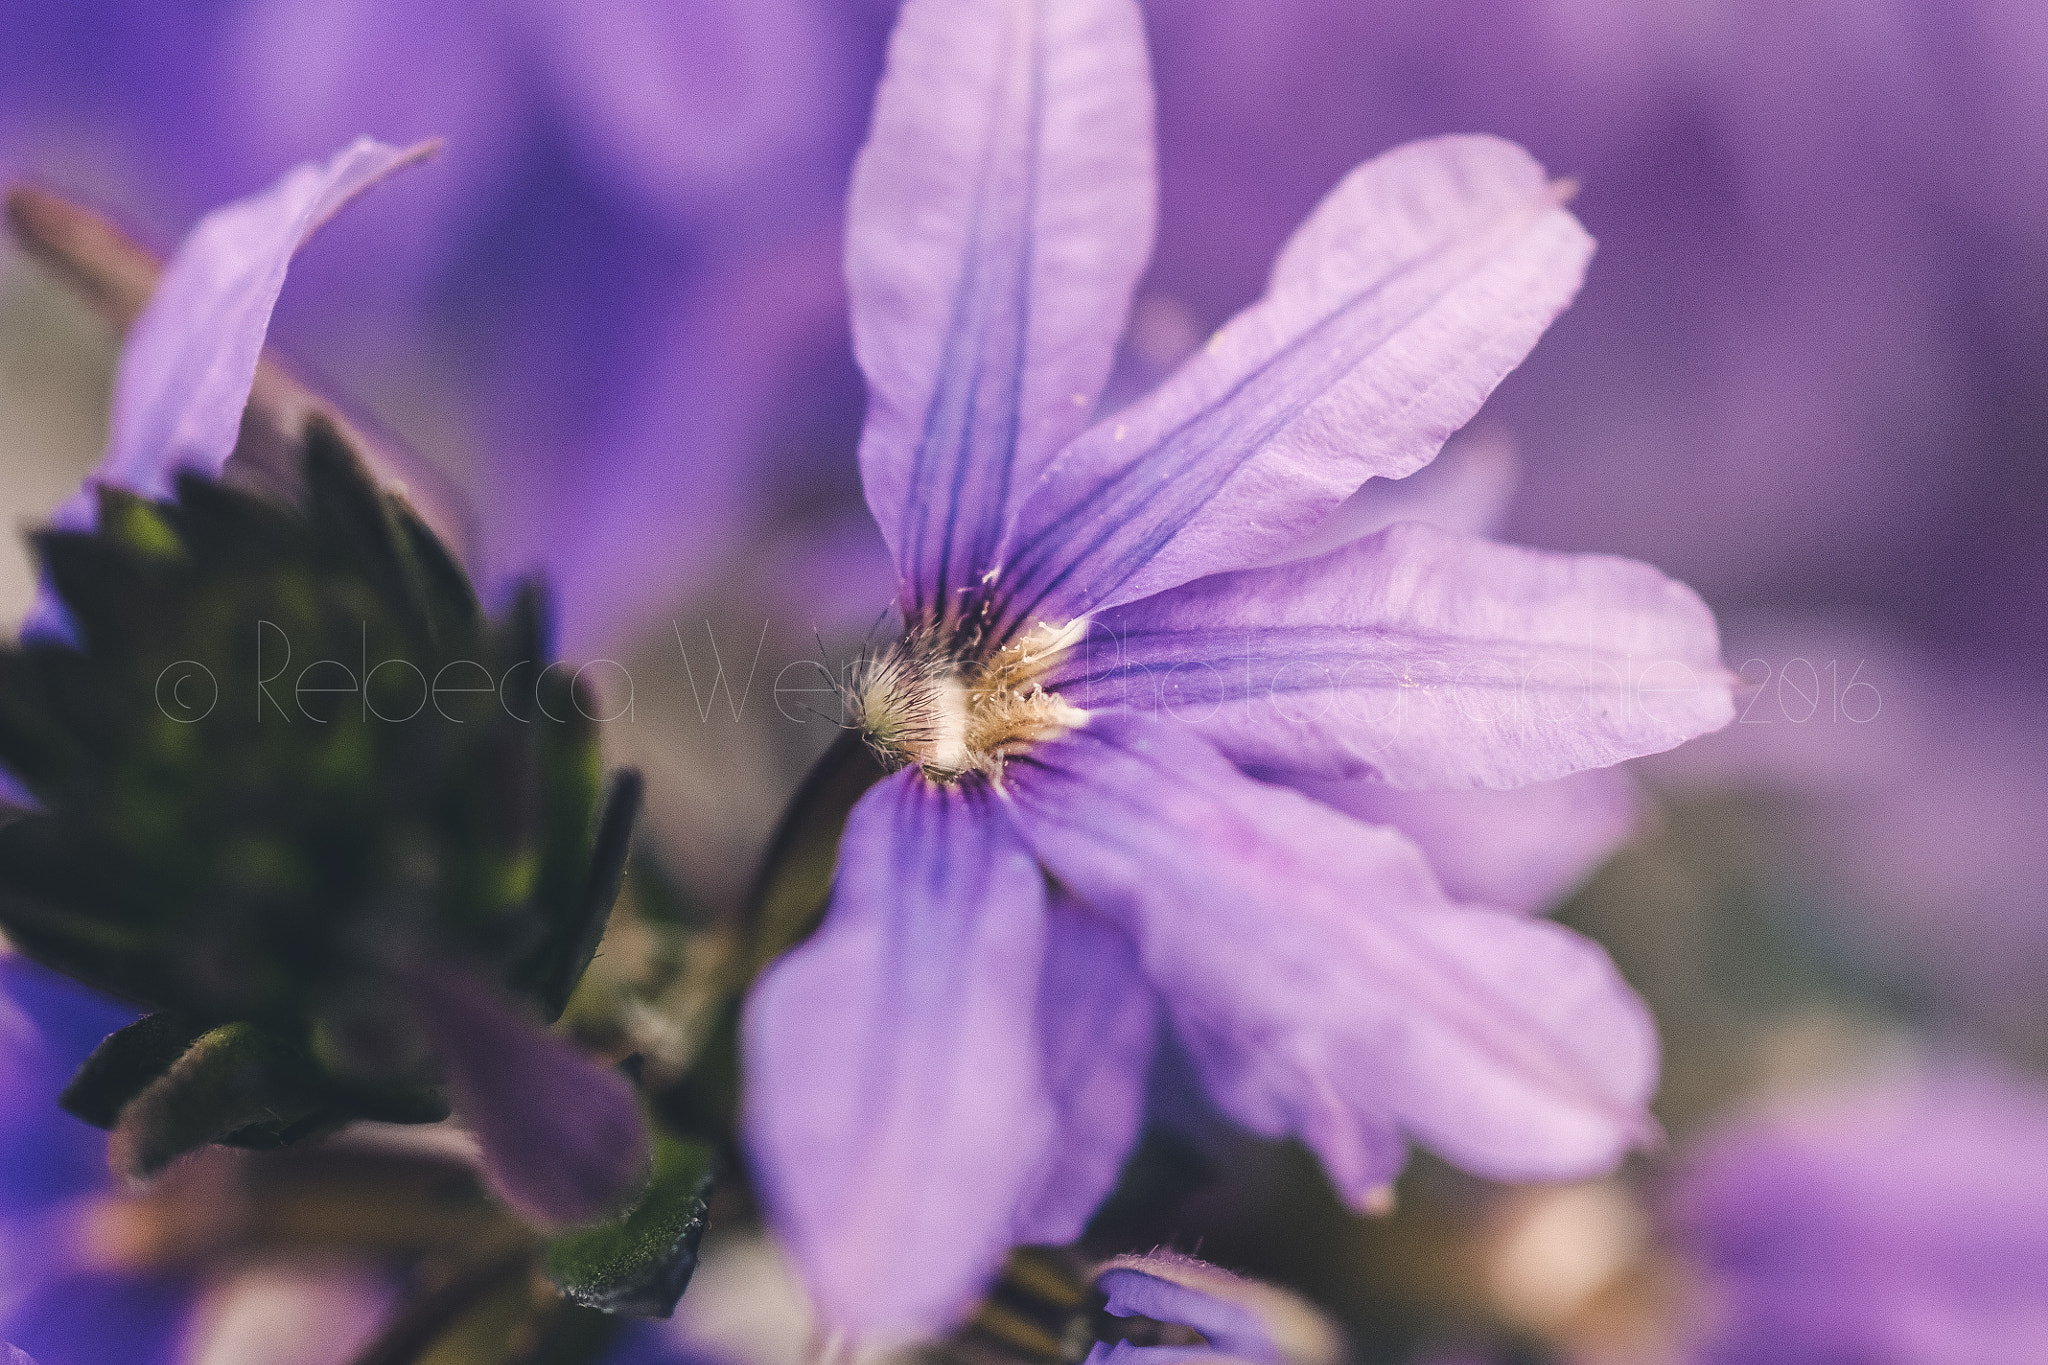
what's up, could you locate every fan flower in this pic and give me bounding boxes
[740,0,1734,1342]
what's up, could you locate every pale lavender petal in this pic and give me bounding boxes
[1006,713,1659,1193]
[1012,898,1157,1245]
[1091,1253,1340,1365]
[741,771,1055,1340]
[1048,521,1733,788]
[1292,767,1639,913]
[1099,1262,1273,1363]
[996,135,1591,628]
[23,138,433,644]
[848,0,1155,617]
[87,137,435,520]
[406,966,649,1231]
[4,1345,36,1365]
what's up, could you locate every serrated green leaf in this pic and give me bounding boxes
[544,1132,714,1318]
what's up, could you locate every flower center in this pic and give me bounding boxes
[847,620,1088,782]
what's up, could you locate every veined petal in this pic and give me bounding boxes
[741,771,1056,1341]
[1006,714,1658,1194]
[1047,521,1733,788]
[1013,897,1157,1245]
[1292,766,1640,914]
[849,0,1155,619]
[996,136,1590,628]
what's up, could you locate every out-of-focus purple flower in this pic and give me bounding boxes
[1647,622,2048,1033]
[0,952,189,1365]
[1671,1063,2048,1363]
[740,0,1734,1340]
[2,0,875,656]
[1086,1252,1340,1365]
[1137,0,2048,666]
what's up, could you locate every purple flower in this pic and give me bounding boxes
[14,140,647,1231]
[740,0,1734,1340]
[1672,1064,2048,1362]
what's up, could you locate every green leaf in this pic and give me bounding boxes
[526,769,644,1022]
[59,1010,210,1129]
[741,729,885,978]
[108,1020,322,1179]
[544,1131,714,1318]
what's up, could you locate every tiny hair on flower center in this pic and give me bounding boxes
[845,620,1088,781]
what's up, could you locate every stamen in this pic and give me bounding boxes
[842,620,1087,781]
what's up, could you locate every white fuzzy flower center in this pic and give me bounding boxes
[849,620,1088,782]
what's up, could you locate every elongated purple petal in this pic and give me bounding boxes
[849,0,1155,619]
[995,135,1590,628]
[406,966,649,1231]
[84,138,434,521]
[24,138,433,643]
[1289,767,1638,913]
[1049,521,1733,788]
[1006,714,1659,1194]
[1013,898,1157,1245]
[741,771,1055,1340]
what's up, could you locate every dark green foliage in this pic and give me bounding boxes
[545,1129,715,1318]
[0,420,639,1176]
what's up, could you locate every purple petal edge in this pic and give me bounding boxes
[741,771,1056,1341]
[406,965,648,1231]
[24,137,434,642]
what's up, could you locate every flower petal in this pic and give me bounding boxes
[1048,521,1733,788]
[741,771,1055,1340]
[1290,767,1639,913]
[406,965,649,1231]
[23,138,434,643]
[1093,1252,1341,1365]
[996,135,1591,627]
[1006,714,1659,1193]
[848,0,1155,618]
[1012,897,1157,1245]
[86,138,434,521]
